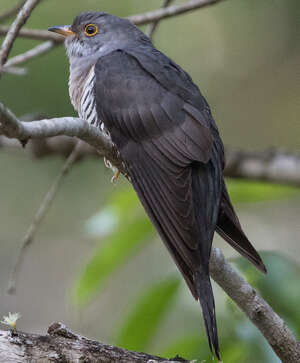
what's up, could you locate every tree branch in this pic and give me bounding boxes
[0,322,189,363]
[1,40,56,71]
[145,0,175,39]
[224,148,300,186]
[1,250,300,363]
[1,106,300,187]
[0,65,26,75]
[210,248,300,363]
[0,101,125,173]
[0,0,227,43]
[7,142,84,295]
[0,0,42,66]
[0,25,62,42]
[130,0,227,25]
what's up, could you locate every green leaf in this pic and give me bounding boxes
[116,277,181,351]
[73,216,154,306]
[226,179,299,204]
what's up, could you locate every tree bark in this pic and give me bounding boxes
[0,322,190,363]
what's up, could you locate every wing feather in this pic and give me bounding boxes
[94,48,222,289]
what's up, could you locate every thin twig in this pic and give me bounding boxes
[1,65,27,75]
[7,142,83,294]
[2,40,55,70]
[129,0,225,25]
[0,1,26,23]
[0,0,42,66]
[146,0,174,39]
[0,0,227,43]
[0,25,63,42]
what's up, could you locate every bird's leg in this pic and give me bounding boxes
[111,169,120,183]
[103,157,120,183]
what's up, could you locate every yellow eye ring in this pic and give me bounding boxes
[84,24,98,37]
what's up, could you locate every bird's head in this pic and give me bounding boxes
[48,12,146,60]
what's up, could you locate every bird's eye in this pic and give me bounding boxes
[84,24,98,37]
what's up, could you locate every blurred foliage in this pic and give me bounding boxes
[73,188,154,306]
[116,277,180,351]
[227,179,300,204]
[74,180,299,362]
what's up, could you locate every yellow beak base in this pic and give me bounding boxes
[48,25,75,37]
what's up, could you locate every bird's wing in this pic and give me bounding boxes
[94,49,223,296]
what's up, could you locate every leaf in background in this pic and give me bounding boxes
[74,186,155,306]
[226,179,299,204]
[116,277,181,351]
[73,216,154,306]
[85,186,144,238]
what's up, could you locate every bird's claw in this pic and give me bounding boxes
[111,169,120,183]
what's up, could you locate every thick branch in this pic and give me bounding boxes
[210,248,300,363]
[0,322,189,363]
[0,134,96,158]
[0,102,125,173]
[0,0,227,43]
[1,116,300,186]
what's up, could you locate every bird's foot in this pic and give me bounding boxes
[111,169,120,183]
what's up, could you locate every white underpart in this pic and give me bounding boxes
[69,65,116,174]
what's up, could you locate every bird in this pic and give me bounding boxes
[49,12,266,359]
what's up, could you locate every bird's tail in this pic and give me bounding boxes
[216,182,267,274]
[195,267,220,360]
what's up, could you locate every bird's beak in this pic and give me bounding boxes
[48,25,75,37]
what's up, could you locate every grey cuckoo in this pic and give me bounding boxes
[49,12,267,359]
